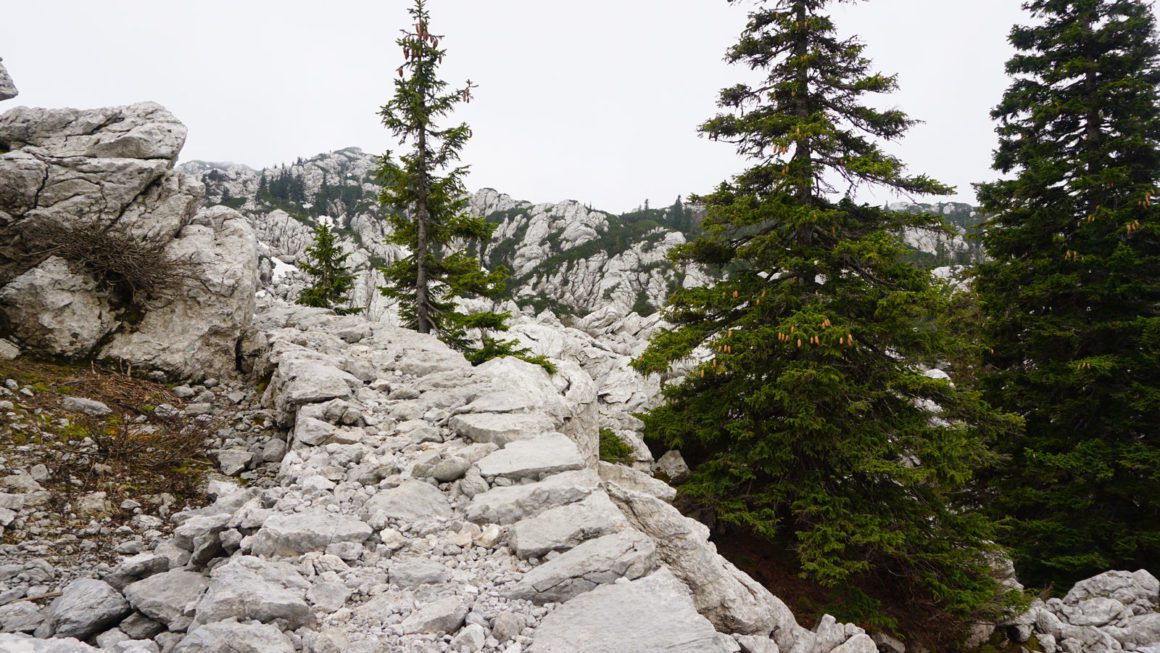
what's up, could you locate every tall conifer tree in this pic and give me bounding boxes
[634,0,1019,622]
[976,0,1160,587]
[377,0,534,366]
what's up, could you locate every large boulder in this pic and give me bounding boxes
[33,578,130,640]
[99,206,257,380]
[0,257,116,357]
[0,103,257,380]
[509,529,657,604]
[529,569,736,653]
[607,482,797,640]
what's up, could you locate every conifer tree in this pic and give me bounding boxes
[976,0,1160,588]
[634,0,1020,623]
[297,222,360,315]
[377,0,549,370]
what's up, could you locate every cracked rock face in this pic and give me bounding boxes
[0,102,257,380]
[0,58,17,101]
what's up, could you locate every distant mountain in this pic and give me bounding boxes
[179,149,985,322]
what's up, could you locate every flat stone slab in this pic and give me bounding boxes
[509,529,657,604]
[473,433,584,481]
[174,621,295,653]
[249,510,372,557]
[362,480,452,529]
[34,578,130,640]
[400,596,469,635]
[193,556,310,629]
[449,412,555,446]
[467,469,599,525]
[123,569,209,631]
[529,569,735,653]
[597,462,677,503]
[509,491,628,559]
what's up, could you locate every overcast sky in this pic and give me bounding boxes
[5,1,1047,213]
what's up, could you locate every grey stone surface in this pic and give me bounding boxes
[193,556,311,629]
[123,569,209,631]
[608,482,792,638]
[473,433,585,481]
[249,510,371,557]
[449,412,555,446]
[0,601,43,633]
[655,450,690,484]
[362,480,452,528]
[0,257,116,358]
[466,469,599,525]
[34,578,130,640]
[509,529,657,604]
[508,491,628,559]
[174,621,295,653]
[60,396,112,417]
[0,58,17,101]
[400,596,469,635]
[529,569,735,653]
[596,461,677,502]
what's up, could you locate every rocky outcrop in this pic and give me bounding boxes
[3,297,890,653]
[0,103,257,380]
[1000,569,1160,653]
[0,58,16,102]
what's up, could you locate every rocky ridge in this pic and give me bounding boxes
[5,297,875,653]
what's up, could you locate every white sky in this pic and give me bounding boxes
[4,1,1048,212]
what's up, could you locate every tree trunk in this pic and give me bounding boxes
[415,124,432,334]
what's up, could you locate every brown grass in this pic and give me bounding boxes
[0,357,213,516]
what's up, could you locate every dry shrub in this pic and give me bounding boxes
[31,220,203,311]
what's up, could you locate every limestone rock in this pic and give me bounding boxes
[0,257,115,357]
[34,578,130,640]
[509,529,657,604]
[0,103,186,160]
[508,491,628,559]
[400,596,469,635]
[0,601,43,633]
[466,469,599,525]
[123,569,209,631]
[596,461,676,502]
[529,569,735,653]
[249,511,371,557]
[174,621,295,653]
[100,207,257,380]
[362,480,452,528]
[0,633,100,652]
[193,556,311,629]
[473,433,585,481]
[449,411,555,446]
[607,482,793,638]
[0,58,16,101]
[655,450,690,484]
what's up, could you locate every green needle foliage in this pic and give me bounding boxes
[976,0,1160,589]
[633,0,1021,625]
[296,222,361,315]
[377,0,546,370]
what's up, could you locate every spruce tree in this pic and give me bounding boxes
[297,222,360,315]
[634,0,1020,624]
[377,0,548,370]
[976,0,1160,588]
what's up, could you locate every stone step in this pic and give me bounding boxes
[508,530,657,604]
[466,469,599,525]
[473,433,585,482]
[508,492,628,559]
